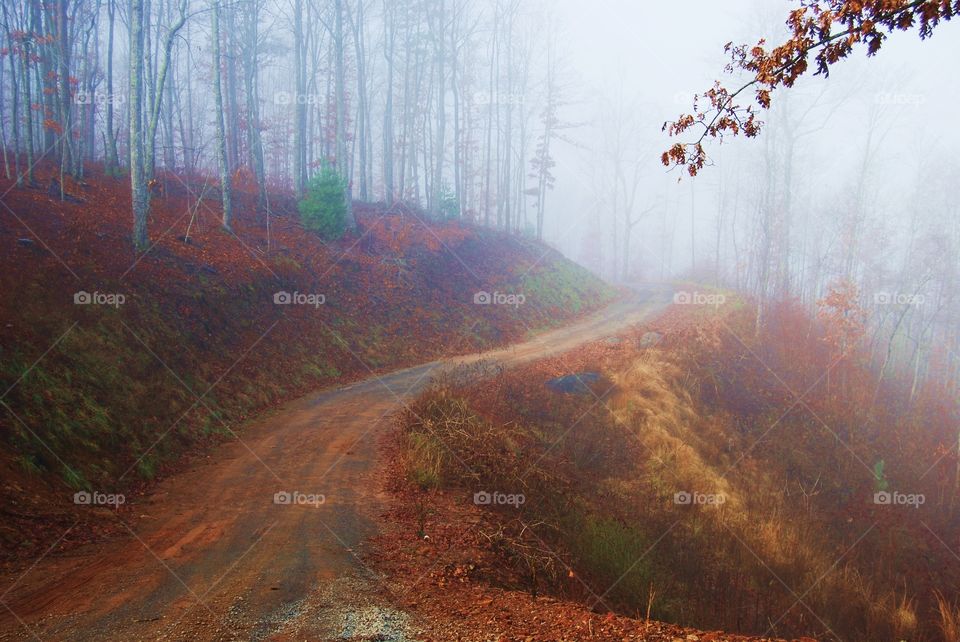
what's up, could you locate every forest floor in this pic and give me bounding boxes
[0,170,948,640]
[0,167,815,641]
[0,285,773,642]
[0,165,613,561]
[382,290,960,641]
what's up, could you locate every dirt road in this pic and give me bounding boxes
[0,286,672,641]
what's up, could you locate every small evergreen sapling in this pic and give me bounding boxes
[298,164,348,240]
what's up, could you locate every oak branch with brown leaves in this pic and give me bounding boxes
[662,0,960,176]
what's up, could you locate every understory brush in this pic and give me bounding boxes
[397,298,960,641]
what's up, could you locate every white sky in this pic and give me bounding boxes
[540,0,960,277]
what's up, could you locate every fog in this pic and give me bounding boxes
[2,1,960,640]
[33,0,953,298]
[547,0,960,286]
[0,0,952,395]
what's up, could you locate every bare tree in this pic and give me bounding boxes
[211,0,232,229]
[130,0,149,248]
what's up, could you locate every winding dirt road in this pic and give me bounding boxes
[0,286,672,641]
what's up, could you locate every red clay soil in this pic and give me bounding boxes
[0,288,672,641]
[368,305,820,642]
[0,163,612,562]
[370,487,810,642]
[0,168,806,641]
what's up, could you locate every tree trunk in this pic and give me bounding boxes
[20,26,35,185]
[382,0,395,204]
[104,0,120,175]
[1,1,22,185]
[144,0,187,180]
[292,0,305,196]
[130,0,149,248]
[0,40,9,180]
[56,0,72,186]
[348,0,369,201]
[223,4,240,173]
[161,0,176,173]
[243,0,266,210]
[333,0,355,230]
[35,1,55,156]
[431,0,445,216]
[483,5,498,226]
[212,0,232,230]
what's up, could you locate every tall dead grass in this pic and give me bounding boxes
[396,303,957,640]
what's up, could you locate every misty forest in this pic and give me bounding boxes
[0,0,959,640]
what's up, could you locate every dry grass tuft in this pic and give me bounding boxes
[936,591,960,642]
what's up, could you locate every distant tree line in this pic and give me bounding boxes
[0,0,571,248]
[659,0,960,424]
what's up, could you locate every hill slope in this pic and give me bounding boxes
[393,297,960,642]
[0,287,669,642]
[0,167,614,559]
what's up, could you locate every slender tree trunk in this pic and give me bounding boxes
[1,1,22,185]
[348,0,369,201]
[292,0,305,196]
[398,10,413,201]
[0,47,9,180]
[450,2,462,217]
[483,5,497,226]
[55,0,72,187]
[432,0,445,215]
[144,0,186,180]
[243,0,266,210]
[500,6,513,231]
[20,30,35,185]
[104,0,120,175]
[130,0,149,248]
[143,0,153,141]
[161,0,176,172]
[34,1,55,156]
[223,4,240,172]
[212,0,232,230]
[382,0,395,203]
[78,9,98,174]
[333,0,355,230]
[183,18,195,175]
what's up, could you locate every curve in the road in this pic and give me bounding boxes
[0,286,672,641]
